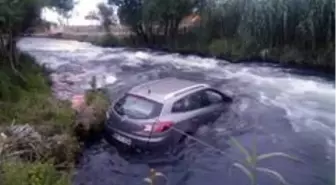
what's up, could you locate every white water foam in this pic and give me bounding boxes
[18,38,335,147]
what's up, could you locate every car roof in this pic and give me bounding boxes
[128,77,209,103]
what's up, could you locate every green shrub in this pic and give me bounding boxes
[86,76,110,115]
[1,161,72,185]
[208,38,253,59]
[96,34,124,47]
[0,93,75,133]
[78,89,109,133]
[0,71,23,101]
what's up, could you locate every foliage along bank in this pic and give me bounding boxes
[0,52,110,185]
[0,53,76,185]
[91,0,335,74]
[0,1,88,185]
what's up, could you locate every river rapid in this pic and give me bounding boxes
[18,37,335,185]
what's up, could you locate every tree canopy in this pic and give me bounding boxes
[97,3,115,32]
[0,0,74,59]
[109,0,200,43]
[47,0,74,13]
[85,3,115,33]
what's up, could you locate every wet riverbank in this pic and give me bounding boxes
[18,37,335,185]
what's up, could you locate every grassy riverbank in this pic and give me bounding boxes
[0,53,109,185]
[0,53,75,132]
[0,53,76,185]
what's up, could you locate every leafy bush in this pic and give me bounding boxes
[72,89,109,138]
[208,38,245,58]
[1,161,72,185]
[96,34,124,47]
[0,94,74,129]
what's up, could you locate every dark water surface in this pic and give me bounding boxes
[18,38,335,185]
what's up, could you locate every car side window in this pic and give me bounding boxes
[171,93,202,113]
[204,89,223,104]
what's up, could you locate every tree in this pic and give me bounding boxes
[97,3,115,33]
[0,0,43,64]
[109,0,144,37]
[85,11,100,21]
[85,3,115,33]
[47,0,75,18]
[0,0,74,76]
[157,0,198,41]
[109,0,198,44]
[85,10,100,26]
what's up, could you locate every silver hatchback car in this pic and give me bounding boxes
[104,77,232,150]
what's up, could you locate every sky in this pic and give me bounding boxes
[41,0,117,26]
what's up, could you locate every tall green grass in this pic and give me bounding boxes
[0,53,75,131]
[200,0,334,69]
[0,53,77,185]
[1,161,72,185]
[96,0,334,71]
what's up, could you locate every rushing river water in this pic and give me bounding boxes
[18,37,335,185]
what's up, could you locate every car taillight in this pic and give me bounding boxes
[143,121,174,133]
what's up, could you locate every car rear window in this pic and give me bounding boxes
[114,94,162,119]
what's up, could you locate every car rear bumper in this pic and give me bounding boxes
[104,123,175,150]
